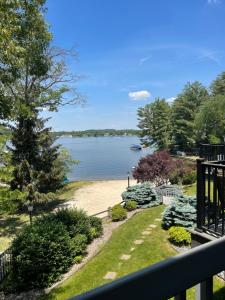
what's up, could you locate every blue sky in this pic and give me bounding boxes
[44,0,225,131]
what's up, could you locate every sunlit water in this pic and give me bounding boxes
[57,136,153,181]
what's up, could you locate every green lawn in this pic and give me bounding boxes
[183,183,196,196]
[0,181,92,252]
[42,206,225,300]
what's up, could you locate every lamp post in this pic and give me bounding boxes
[127,171,130,188]
[27,204,33,225]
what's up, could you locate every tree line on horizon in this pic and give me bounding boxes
[52,129,140,138]
[137,72,225,151]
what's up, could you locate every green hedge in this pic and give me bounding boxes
[111,204,127,221]
[10,219,74,291]
[122,182,161,208]
[6,208,103,292]
[125,200,137,211]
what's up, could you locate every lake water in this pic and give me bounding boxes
[57,136,153,181]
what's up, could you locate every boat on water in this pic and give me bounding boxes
[130,144,142,151]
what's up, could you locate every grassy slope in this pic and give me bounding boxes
[45,205,225,300]
[0,181,92,252]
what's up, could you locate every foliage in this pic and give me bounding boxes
[132,151,175,186]
[125,200,137,211]
[169,159,196,185]
[168,226,191,245]
[172,82,208,150]
[182,171,196,185]
[51,208,95,242]
[5,208,102,292]
[71,234,88,256]
[111,204,127,221]
[162,195,196,229]
[210,71,225,96]
[0,188,28,214]
[10,219,74,291]
[138,98,172,150]
[122,182,161,208]
[195,95,225,143]
[89,216,103,237]
[0,0,82,206]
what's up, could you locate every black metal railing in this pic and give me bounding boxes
[70,236,225,300]
[197,158,225,236]
[199,143,225,161]
[0,246,12,282]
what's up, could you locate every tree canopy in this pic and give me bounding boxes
[138,98,172,150]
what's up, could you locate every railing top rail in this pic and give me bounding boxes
[202,161,225,168]
[70,237,225,300]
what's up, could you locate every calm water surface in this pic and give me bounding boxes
[57,136,153,181]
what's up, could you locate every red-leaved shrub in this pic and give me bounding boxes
[132,151,175,186]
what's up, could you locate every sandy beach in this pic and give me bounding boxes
[65,179,136,217]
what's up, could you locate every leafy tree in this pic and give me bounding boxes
[195,95,225,143]
[0,1,82,202]
[210,71,225,96]
[172,82,208,150]
[138,98,172,150]
[132,151,175,186]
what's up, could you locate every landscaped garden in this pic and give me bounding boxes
[43,206,225,300]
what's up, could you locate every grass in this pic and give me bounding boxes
[0,213,29,252]
[0,181,92,252]
[43,206,225,300]
[183,183,196,196]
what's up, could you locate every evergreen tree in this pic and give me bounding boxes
[138,98,172,150]
[195,95,225,143]
[210,72,225,96]
[0,1,82,203]
[172,82,208,150]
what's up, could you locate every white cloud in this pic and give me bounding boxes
[139,56,151,66]
[128,90,151,101]
[166,97,176,103]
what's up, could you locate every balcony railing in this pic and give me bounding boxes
[70,236,225,300]
[197,158,225,236]
[199,143,225,161]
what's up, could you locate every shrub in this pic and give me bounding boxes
[162,195,196,229]
[53,208,92,241]
[132,151,175,186]
[168,226,191,245]
[10,219,74,291]
[71,234,88,256]
[122,182,161,208]
[182,171,196,185]
[89,216,103,237]
[111,204,127,221]
[125,200,137,211]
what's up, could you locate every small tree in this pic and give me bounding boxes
[162,195,196,229]
[132,151,175,186]
[122,182,161,208]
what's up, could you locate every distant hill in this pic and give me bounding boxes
[52,129,140,138]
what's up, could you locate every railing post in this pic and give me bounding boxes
[196,158,205,231]
[175,290,186,300]
[196,277,213,300]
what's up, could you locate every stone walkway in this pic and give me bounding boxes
[103,221,158,281]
